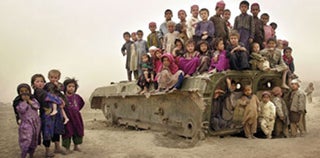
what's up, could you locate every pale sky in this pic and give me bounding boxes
[0,0,319,103]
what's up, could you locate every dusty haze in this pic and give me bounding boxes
[1,0,319,103]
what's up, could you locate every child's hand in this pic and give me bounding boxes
[60,99,66,108]
[202,35,208,40]
[146,78,150,82]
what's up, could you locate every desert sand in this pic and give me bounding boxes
[1,96,320,158]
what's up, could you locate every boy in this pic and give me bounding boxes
[236,85,259,139]
[249,42,270,71]
[176,10,189,43]
[226,31,250,70]
[233,0,255,50]
[223,9,232,32]
[121,32,138,81]
[250,3,265,49]
[259,91,276,139]
[289,79,306,137]
[147,22,161,48]
[162,21,179,53]
[195,8,215,44]
[135,30,149,76]
[187,5,199,40]
[260,38,289,88]
[260,13,275,47]
[210,1,229,43]
[159,9,174,40]
[272,86,290,138]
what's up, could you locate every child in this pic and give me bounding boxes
[236,85,259,139]
[172,38,185,64]
[233,0,255,50]
[226,31,250,70]
[195,8,215,44]
[187,5,199,39]
[305,82,314,103]
[260,13,275,47]
[251,3,265,49]
[45,69,69,124]
[210,1,229,43]
[260,38,289,88]
[197,40,212,74]
[270,22,278,39]
[176,9,189,43]
[159,9,174,40]
[147,22,161,48]
[135,30,149,76]
[137,54,154,94]
[162,21,179,53]
[249,42,270,71]
[289,79,306,137]
[62,78,85,152]
[209,38,230,73]
[259,91,276,139]
[272,86,290,138]
[15,83,41,158]
[282,47,295,74]
[31,74,66,157]
[223,9,232,33]
[178,39,200,77]
[156,53,184,92]
[121,32,138,81]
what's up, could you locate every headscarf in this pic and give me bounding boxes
[12,83,33,124]
[160,53,179,74]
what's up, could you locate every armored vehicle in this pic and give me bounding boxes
[90,70,284,139]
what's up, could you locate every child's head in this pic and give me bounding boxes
[250,3,260,17]
[229,31,240,46]
[199,8,209,21]
[149,46,158,56]
[282,40,289,49]
[251,42,260,53]
[175,38,184,50]
[137,30,143,40]
[185,39,195,53]
[243,85,252,96]
[215,1,225,15]
[266,38,277,49]
[190,5,199,18]
[48,69,61,84]
[239,1,249,14]
[161,56,170,67]
[270,22,278,30]
[178,10,187,21]
[260,13,270,25]
[277,40,283,49]
[31,74,46,89]
[223,9,231,20]
[44,82,56,94]
[155,49,162,59]
[123,32,131,41]
[141,54,151,63]
[283,47,293,57]
[290,79,300,91]
[198,40,209,53]
[63,78,79,94]
[167,21,176,33]
[272,86,282,97]
[213,38,224,51]
[17,83,32,101]
[131,32,137,41]
[149,22,157,32]
[261,91,271,103]
[164,9,173,21]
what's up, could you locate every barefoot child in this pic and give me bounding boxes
[259,91,276,139]
[15,83,41,158]
[62,78,85,152]
[45,69,69,124]
[137,54,154,94]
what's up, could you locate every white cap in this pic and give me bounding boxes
[148,46,158,51]
[291,79,301,85]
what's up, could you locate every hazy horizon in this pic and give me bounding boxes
[1,0,319,103]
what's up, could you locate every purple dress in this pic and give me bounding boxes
[210,50,230,72]
[63,94,85,138]
[179,52,200,75]
[16,99,41,157]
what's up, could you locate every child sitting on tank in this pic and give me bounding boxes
[249,42,270,71]
[137,54,154,94]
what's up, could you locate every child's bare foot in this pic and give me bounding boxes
[74,145,81,152]
[50,109,57,116]
[64,118,69,124]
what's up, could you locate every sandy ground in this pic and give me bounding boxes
[1,96,320,158]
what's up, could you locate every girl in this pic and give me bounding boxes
[156,53,184,92]
[197,40,211,74]
[153,48,163,90]
[209,38,229,73]
[62,78,85,152]
[31,74,66,157]
[172,38,185,64]
[15,83,41,158]
[178,39,200,77]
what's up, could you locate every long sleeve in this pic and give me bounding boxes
[273,97,285,118]
[234,16,239,30]
[195,21,201,36]
[121,43,126,56]
[208,21,215,38]
[16,101,29,114]
[250,16,255,39]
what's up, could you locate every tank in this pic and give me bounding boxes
[90,70,284,139]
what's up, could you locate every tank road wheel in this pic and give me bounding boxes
[185,119,198,138]
[102,104,113,123]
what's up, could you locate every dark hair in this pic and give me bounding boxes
[31,74,46,88]
[283,47,292,53]
[164,9,172,14]
[261,13,269,18]
[17,83,32,95]
[123,32,130,37]
[239,1,249,7]
[270,22,278,29]
[63,78,79,93]
[223,9,231,13]
[267,38,277,44]
[213,38,223,49]
[200,8,209,15]
[137,30,143,34]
